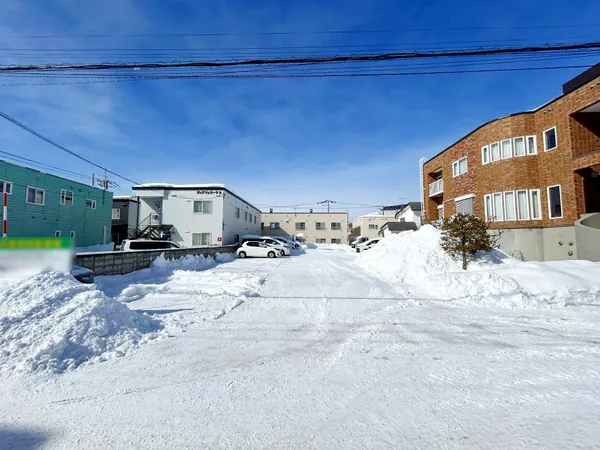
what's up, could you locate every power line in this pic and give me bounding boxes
[1,42,599,73]
[5,24,600,39]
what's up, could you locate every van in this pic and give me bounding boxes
[121,239,183,251]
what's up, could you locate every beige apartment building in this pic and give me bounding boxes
[351,213,395,240]
[261,211,349,244]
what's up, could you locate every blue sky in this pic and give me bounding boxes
[0,0,599,218]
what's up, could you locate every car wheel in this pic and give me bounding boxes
[268,251,276,258]
[279,250,285,256]
[238,251,247,258]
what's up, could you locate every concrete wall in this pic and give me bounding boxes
[494,226,577,261]
[576,213,600,261]
[75,245,238,276]
[353,215,393,240]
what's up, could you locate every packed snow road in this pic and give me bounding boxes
[2,249,600,449]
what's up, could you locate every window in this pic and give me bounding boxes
[492,192,504,221]
[254,216,257,224]
[503,191,516,221]
[501,139,513,159]
[331,222,342,230]
[547,185,563,218]
[530,189,542,220]
[316,238,327,244]
[331,238,341,244]
[484,195,493,221]
[490,142,500,162]
[192,233,212,246]
[526,135,537,155]
[0,180,12,195]
[246,241,259,247]
[248,213,252,222]
[516,190,529,220]
[26,187,45,205]
[368,224,378,230]
[481,145,490,164]
[60,189,74,206]
[261,222,265,230]
[193,200,213,214]
[244,211,248,221]
[70,231,75,238]
[455,197,474,215]
[544,127,557,151]
[295,222,306,230]
[315,222,326,230]
[54,230,61,237]
[514,137,526,157]
[235,207,240,218]
[452,157,467,177]
[234,234,240,243]
[85,199,96,209]
[112,208,120,219]
[270,222,280,230]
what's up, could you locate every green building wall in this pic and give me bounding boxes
[0,160,113,248]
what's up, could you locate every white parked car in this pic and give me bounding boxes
[121,239,183,251]
[237,241,280,259]
[356,238,381,253]
[351,236,369,248]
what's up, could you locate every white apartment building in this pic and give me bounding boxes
[395,202,422,228]
[131,184,260,247]
[261,211,349,244]
[351,213,394,240]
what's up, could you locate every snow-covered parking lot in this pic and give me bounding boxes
[2,230,600,449]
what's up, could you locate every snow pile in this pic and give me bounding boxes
[355,225,600,308]
[354,225,462,284]
[0,272,160,375]
[315,244,353,252]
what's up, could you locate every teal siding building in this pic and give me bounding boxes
[0,159,113,247]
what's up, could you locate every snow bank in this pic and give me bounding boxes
[356,225,600,309]
[314,244,353,252]
[0,272,160,375]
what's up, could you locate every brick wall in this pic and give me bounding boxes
[423,72,600,228]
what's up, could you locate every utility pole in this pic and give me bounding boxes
[317,199,336,213]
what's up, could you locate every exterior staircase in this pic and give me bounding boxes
[136,213,174,240]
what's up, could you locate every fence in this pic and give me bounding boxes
[75,245,238,276]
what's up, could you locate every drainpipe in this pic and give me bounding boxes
[2,192,7,237]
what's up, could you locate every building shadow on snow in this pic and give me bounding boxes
[0,427,49,450]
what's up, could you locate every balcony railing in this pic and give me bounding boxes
[429,179,443,197]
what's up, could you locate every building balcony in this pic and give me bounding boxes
[429,179,443,197]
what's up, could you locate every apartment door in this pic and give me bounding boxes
[580,168,600,214]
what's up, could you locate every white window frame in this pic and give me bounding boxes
[70,231,76,238]
[490,142,500,162]
[529,189,542,220]
[526,135,538,155]
[484,194,493,221]
[254,216,257,224]
[296,222,306,230]
[547,184,563,219]
[492,192,504,222]
[316,222,327,230]
[85,199,96,210]
[516,189,530,221]
[193,200,213,214]
[316,238,327,244]
[55,230,61,237]
[0,180,12,195]
[270,222,280,230]
[513,137,526,157]
[481,145,490,165]
[543,127,558,152]
[503,191,516,221]
[112,208,120,220]
[60,189,74,206]
[500,139,513,160]
[452,157,468,177]
[26,186,45,205]
[235,207,240,218]
[192,232,212,246]
[368,224,378,230]
[331,222,342,230]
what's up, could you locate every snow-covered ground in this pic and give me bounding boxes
[2,236,600,449]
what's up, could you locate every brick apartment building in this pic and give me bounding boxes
[422,63,600,261]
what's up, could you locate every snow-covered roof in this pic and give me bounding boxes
[113,195,135,200]
[133,183,225,189]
